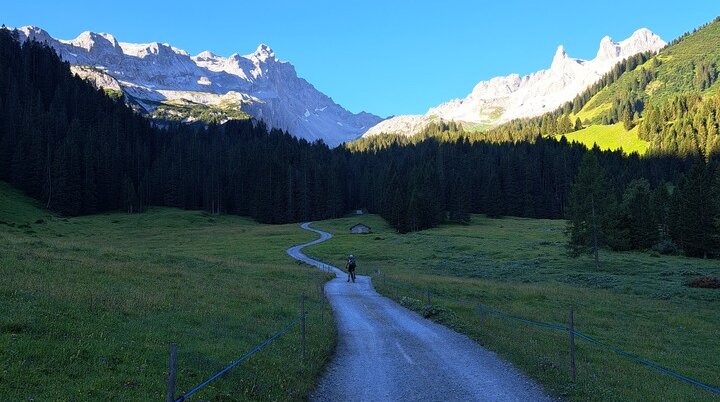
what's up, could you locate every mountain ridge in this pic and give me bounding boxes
[12,26,382,147]
[363,28,666,138]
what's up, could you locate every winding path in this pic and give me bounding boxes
[287,222,553,402]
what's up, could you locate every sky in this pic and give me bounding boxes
[3,1,719,118]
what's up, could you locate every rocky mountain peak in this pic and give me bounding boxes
[195,50,217,60]
[596,35,619,60]
[69,31,120,52]
[250,44,275,63]
[621,28,665,55]
[364,28,666,138]
[16,26,52,43]
[11,26,382,147]
[551,45,569,69]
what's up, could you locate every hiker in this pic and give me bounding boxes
[346,254,356,283]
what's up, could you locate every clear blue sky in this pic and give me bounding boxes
[3,1,719,117]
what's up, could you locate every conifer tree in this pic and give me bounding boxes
[566,153,612,268]
[677,161,720,257]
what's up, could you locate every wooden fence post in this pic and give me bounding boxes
[166,343,177,402]
[320,286,325,324]
[300,293,306,362]
[569,308,576,382]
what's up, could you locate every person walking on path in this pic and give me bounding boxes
[346,255,356,283]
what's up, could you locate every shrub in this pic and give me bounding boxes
[687,276,720,289]
[653,239,679,255]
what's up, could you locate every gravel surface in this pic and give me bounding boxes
[287,222,553,402]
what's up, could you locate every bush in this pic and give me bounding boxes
[687,276,720,289]
[653,239,679,255]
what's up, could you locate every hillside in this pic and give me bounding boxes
[363,29,665,138]
[579,18,720,122]
[0,181,335,399]
[0,29,354,223]
[555,17,720,155]
[556,123,648,155]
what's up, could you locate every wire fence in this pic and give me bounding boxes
[165,267,332,402]
[371,270,720,396]
[172,318,300,402]
[163,249,718,400]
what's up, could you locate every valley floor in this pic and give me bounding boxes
[304,214,720,401]
[2,178,718,401]
[0,182,335,400]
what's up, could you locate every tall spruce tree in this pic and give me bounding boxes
[620,179,659,249]
[677,161,720,257]
[566,153,612,268]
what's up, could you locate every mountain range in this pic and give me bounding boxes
[14,26,382,147]
[14,26,666,146]
[363,29,666,138]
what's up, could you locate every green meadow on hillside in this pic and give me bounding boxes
[306,214,720,401]
[556,123,649,154]
[579,19,720,123]
[0,182,334,400]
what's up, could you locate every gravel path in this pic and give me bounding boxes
[287,222,553,402]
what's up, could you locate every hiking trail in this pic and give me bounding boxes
[287,222,553,402]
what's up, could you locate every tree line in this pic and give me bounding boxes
[1,30,718,258]
[0,30,346,223]
[567,153,720,260]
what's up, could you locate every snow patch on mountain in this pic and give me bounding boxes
[363,29,666,138]
[13,26,381,147]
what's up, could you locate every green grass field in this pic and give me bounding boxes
[0,182,335,400]
[305,214,720,401]
[557,123,649,155]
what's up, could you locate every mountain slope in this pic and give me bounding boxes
[550,17,720,156]
[364,29,665,138]
[575,18,720,123]
[14,26,382,147]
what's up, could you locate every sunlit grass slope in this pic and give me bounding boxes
[557,123,649,154]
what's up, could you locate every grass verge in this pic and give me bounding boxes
[0,182,335,400]
[304,214,719,401]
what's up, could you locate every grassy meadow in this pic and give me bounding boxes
[0,182,335,400]
[556,123,649,155]
[305,214,720,401]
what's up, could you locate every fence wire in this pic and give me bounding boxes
[373,272,720,395]
[174,318,301,402]
[173,269,328,401]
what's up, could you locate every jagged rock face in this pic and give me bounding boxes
[14,26,382,147]
[364,29,666,138]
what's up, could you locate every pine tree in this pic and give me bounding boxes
[485,170,503,218]
[620,179,658,249]
[566,153,612,268]
[677,161,720,257]
[574,117,583,131]
[650,183,671,241]
[622,108,633,131]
